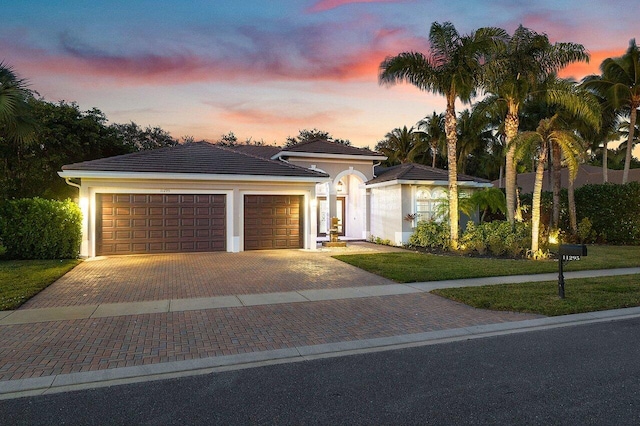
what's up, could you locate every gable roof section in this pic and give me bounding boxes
[228,144,282,159]
[367,163,491,186]
[273,139,385,161]
[60,142,329,179]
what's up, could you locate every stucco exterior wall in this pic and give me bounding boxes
[369,184,403,245]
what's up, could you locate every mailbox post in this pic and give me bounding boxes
[557,244,588,298]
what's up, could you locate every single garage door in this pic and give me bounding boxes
[97,194,226,255]
[244,195,303,250]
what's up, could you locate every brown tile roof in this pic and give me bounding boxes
[228,144,282,159]
[368,163,490,184]
[61,142,329,178]
[492,164,640,193]
[281,139,384,157]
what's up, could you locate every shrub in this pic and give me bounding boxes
[0,198,82,259]
[409,220,450,250]
[460,220,531,258]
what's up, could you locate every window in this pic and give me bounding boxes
[415,188,445,223]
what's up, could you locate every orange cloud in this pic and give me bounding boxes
[307,0,406,13]
[559,48,627,80]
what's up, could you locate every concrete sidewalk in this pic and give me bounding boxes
[1,267,639,400]
[2,267,638,325]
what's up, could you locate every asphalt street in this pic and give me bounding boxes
[2,317,640,425]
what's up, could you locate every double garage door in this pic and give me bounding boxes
[96,193,303,255]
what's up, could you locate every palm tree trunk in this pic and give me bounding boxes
[431,140,437,168]
[531,143,548,253]
[504,110,519,225]
[552,143,561,229]
[622,107,637,184]
[568,175,577,235]
[602,140,608,183]
[445,104,459,249]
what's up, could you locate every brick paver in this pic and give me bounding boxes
[0,293,540,381]
[21,244,399,309]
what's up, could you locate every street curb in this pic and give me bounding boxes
[3,306,640,400]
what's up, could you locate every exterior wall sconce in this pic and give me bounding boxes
[336,180,344,192]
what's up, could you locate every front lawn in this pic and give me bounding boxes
[333,245,640,283]
[0,259,81,310]
[432,274,640,316]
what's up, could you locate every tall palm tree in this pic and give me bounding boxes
[456,108,494,174]
[375,126,426,165]
[482,26,590,225]
[0,62,34,144]
[514,115,583,253]
[583,39,640,184]
[380,21,507,248]
[417,111,445,168]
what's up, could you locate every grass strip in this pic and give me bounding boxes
[0,259,81,310]
[333,245,640,283]
[431,274,640,316]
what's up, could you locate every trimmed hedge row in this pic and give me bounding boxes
[0,198,82,259]
[409,220,533,258]
[521,182,640,245]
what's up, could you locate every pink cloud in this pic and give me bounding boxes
[307,0,407,13]
[3,22,426,87]
[559,48,627,80]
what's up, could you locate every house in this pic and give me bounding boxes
[492,164,640,194]
[59,140,491,257]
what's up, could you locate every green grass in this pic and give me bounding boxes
[333,245,640,283]
[431,274,640,316]
[0,259,81,310]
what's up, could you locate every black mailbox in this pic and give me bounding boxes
[559,244,588,257]
[557,244,588,299]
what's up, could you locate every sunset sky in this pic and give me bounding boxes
[2,0,637,150]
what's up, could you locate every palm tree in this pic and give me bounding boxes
[482,26,590,225]
[417,111,445,168]
[583,39,640,184]
[456,108,495,174]
[0,62,34,144]
[375,126,426,165]
[380,21,507,248]
[514,115,583,253]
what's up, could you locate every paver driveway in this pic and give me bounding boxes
[21,243,401,309]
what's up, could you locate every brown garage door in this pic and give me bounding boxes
[244,195,303,250]
[97,194,226,255]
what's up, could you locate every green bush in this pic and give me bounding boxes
[460,220,531,258]
[575,182,640,245]
[409,220,450,250]
[0,198,82,259]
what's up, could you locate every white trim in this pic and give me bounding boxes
[58,170,330,183]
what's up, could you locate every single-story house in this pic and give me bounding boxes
[59,140,492,257]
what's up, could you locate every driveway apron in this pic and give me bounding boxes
[1,243,540,385]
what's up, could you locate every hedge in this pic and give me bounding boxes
[0,198,82,259]
[519,182,640,245]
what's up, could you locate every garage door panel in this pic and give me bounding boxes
[244,195,303,250]
[97,194,226,255]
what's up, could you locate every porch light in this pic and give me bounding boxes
[336,180,344,192]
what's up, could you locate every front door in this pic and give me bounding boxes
[317,197,345,236]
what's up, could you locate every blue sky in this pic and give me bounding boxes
[2,0,637,149]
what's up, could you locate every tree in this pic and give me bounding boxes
[482,25,590,225]
[0,62,35,144]
[417,111,445,168]
[380,21,507,248]
[285,128,350,147]
[514,115,583,253]
[111,122,178,151]
[375,126,426,165]
[583,39,640,184]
